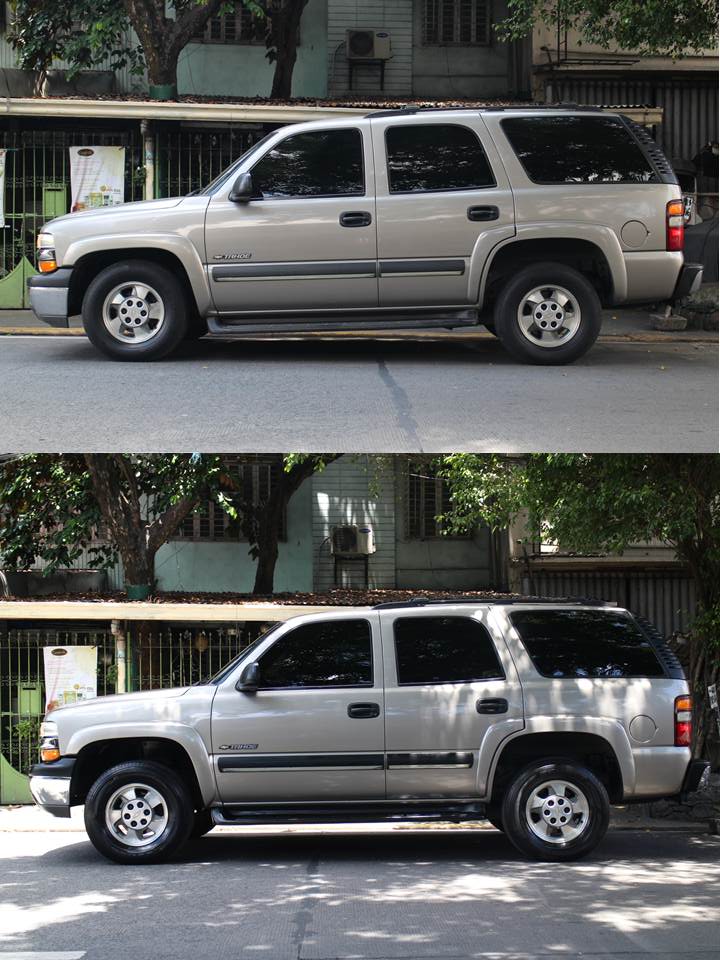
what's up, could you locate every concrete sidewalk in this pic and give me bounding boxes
[0,308,717,343]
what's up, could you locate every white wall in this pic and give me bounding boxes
[328,0,413,96]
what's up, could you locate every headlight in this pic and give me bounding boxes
[39,719,61,761]
[36,232,57,273]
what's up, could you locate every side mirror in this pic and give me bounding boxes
[236,661,260,693]
[228,172,255,203]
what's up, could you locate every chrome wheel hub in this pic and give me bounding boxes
[102,282,165,344]
[525,779,590,844]
[105,782,169,848]
[517,285,581,348]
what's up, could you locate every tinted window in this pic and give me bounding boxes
[510,610,664,678]
[250,129,364,199]
[501,116,657,184]
[386,124,495,193]
[394,616,505,684]
[258,619,373,688]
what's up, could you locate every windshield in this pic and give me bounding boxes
[204,621,284,684]
[197,132,277,196]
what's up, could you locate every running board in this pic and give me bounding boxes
[211,800,487,827]
[207,309,478,336]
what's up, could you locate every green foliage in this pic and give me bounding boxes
[0,454,222,576]
[497,0,718,58]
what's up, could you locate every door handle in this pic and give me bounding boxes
[340,211,372,228]
[348,702,380,718]
[476,697,508,714]
[467,205,499,222]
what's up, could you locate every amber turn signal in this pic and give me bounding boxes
[38,259,58,273]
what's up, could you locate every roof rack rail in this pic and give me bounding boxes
[366,103,607,119]
[372,596,616,610]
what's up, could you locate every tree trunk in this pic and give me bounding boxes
[687,631,720,769]
[269,0,309,99]
[253,520,280,595]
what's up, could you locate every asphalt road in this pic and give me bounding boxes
[0,335,717,452]
[0,822,718,960]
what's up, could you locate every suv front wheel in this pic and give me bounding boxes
[501,760,609,861]
[494,263,602,364]
[84,760,195,864]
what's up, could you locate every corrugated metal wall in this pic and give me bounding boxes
[548,74,718,162]
[520,568,697,637]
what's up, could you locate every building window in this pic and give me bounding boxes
[194,3,265,44]
[423,0,492,45]
[177,458,287,542]
[407,465,459,539]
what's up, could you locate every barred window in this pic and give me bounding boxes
[423,0,491,45]
[177,459,287,542]
[194,3,265,44]
[407,465,457,539]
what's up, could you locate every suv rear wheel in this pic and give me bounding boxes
[84,760,194,864]
[82,260,190,361]
[494,263,602,364]
[501,760,609,861]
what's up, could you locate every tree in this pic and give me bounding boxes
[0,454,221,591]
[10,0,228,92]
[498,0,718,59]
[225,454,340,594]
[257,0,311,99]
[437,454,720,766]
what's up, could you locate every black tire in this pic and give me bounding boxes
[190,808,215,839]
[82,260,190,361]
[84,760,194,864]
[493,262,602,365]
[501,761,609,862]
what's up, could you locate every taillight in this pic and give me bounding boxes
[666,200,685,251]
[674,695,692,746]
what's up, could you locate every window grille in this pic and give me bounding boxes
[407,465,458,539]
[423,0,491,45]
[194,3,265,44]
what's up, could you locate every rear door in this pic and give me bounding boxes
[370,115,515,307]
[205,122,378,314]
[380,610,524,799]
[212,614,385,802]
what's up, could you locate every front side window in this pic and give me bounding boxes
[258,619,373,688]
[386,124,495,193]
[250,129,364,199]
[501,116,657,184]
[509,609,665,678]
[394,616,505,684]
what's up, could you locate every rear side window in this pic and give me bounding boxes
[501,116,657,184]
[258,619,373,688]
[394,616,505,684]
[250,128,364,199]
[385,124,495,193]
[509,609,665,678]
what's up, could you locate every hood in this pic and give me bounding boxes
[47,196,187,230]
[49,686,190,716]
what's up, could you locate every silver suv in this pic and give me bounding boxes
[30,599,708,864]
[29,108,702,364]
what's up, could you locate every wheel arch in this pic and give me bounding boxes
[480,231,625,310]
[68,730,215,809]
[487,731,627,806]
[66,244,209,318]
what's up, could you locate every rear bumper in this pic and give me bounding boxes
[28,756,76,818]
[671,261,704,303]
[27,268,73,328]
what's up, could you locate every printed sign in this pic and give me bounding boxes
[43,645,98,713]
[69,145,125,213]
[0,149,6,227]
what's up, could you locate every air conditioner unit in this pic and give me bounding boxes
[331,524,376,557]
[346,29,392,60]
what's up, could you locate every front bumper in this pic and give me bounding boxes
[671,261,704,303]
[29,756,76,818]
[27,267,73,328]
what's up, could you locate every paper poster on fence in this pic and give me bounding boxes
[43,646,98,712]
[0,149,6,227]
[69,146,125,213]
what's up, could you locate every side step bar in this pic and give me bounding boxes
[211,800,487,827]
[207,309,479,336]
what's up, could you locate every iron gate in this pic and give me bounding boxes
[155,125,269,199]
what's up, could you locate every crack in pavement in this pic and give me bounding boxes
[293,852,321,960]
[377,360,423,451]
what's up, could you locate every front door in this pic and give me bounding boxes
[380,610,524,799]
[205,123,378,314]
[370,116,515,307]
[212,615,385,803]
